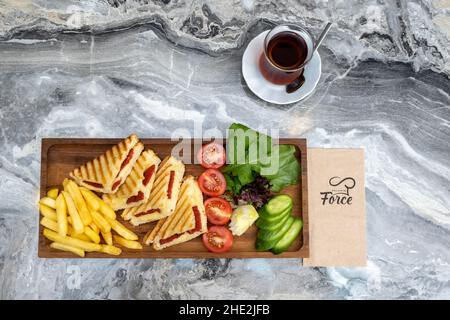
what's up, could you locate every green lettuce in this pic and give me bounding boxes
[223,123,300,193]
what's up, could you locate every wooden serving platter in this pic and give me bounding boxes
[39,138,309,258]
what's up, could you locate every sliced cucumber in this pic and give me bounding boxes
[257,216,294,242]
[264,195,293,215]
[271,218,303,255]
[257,212,292,231]
[256,238,276,251]
[257,206,291,226]
[255,217,294,251]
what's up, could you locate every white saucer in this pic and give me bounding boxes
[242,30,321,105]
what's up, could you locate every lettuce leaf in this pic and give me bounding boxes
[261,144,300,192]
[223,123,300,194]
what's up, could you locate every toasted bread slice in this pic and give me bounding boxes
[69,134,143,194]
[142,176,198,245]
[143,218,166,245]
[150,176,207,250]
[122,156,185,226]
[102,149,161,210]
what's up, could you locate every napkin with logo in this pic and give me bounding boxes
[303,148,366,267]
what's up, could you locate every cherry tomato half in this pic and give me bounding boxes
[198,169,226,197]
[204,197,232,225]
[197,142,226,169]
[202,226,233,253]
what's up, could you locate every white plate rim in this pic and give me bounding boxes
[242,30,321,105]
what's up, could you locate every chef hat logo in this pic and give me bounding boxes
[328,177,356,196]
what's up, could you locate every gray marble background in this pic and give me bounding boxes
[0,0,449,299]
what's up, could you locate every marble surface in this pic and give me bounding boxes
[0,0,449,299]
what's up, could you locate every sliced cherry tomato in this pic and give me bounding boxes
[204,197,232,225]
[197,142,226,169]
[202,226,233,253]
[198,169,226,197]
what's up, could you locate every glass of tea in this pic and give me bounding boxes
[259,24,315,85]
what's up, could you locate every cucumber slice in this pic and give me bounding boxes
[271,218,303,255]
[256,238,277,251]
[264,195,293,215]
[257,212,292,231]
[259,204,292,219]
[257,216,294,242]
[255,217,294,251]
[256,206,291,226]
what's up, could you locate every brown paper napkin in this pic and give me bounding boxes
[303,148,366,267]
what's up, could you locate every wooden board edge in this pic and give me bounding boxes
[38,139,49,258]
[38,137,309,259]
[277,138,309,258]
[37,251,309,259]
[300,139,310,258]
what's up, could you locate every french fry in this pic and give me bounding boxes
[50,242,85,257]
[80,186,116,221]
[99,201,116,220]
[39,197,56,209]
[104,216,138,241]
[43,229,102,252]
[68,226,91,242]
[47,188,59,200]
[65,179,92,226]
[80,188,115,219]
[67,216,72,225]
[113,235,143,249]
[39,204,57,221]
[55,193,68,236]
[99,245,122,256]
[80,188,100,211]
[84,226,101,244]
[101,231,113,245]
[40,217,58,232]
[62,191,84,234]
[90,222,99,234]
[62,178,70,189]
[73,234,91,242]
[91,210,111,233]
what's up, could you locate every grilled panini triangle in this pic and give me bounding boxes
[102,149,161,210]
[150,176,207,250]
[69,134,143,194]
[143,218,166,245]
[122,155,185,226]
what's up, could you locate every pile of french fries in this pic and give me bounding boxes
[39,179,143,257]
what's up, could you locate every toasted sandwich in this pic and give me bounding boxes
[143,176,207,250]
[69,134,144,194]
[101,149,161,210]
[122,156,185,226]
